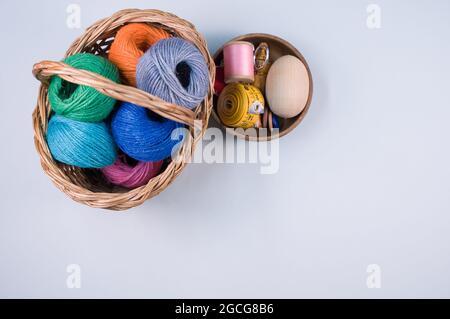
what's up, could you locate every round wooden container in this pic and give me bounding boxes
[212,33,313,141]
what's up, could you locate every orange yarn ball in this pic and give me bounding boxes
[109,23,170,86]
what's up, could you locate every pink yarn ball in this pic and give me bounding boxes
[102,155,163,189]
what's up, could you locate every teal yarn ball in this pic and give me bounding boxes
[48,53,120,122]
[47,115,117,168]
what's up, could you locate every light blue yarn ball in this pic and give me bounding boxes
[136,37,209,109]
[47,115,117,168]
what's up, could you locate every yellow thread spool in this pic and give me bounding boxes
[217,83,265,128]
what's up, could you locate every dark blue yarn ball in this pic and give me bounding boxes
[111,102,186,162]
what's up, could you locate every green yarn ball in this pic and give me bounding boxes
[48,53,120,122]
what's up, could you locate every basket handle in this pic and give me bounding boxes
[32,60,198,128]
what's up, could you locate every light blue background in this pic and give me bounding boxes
[0,0,449,298]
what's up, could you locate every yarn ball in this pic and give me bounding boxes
[47,115,117,168]
[111,102,185,162]
[102,155,163,189]
[136,37,209,109]
[48,53,120,122]
[109,23,170,86]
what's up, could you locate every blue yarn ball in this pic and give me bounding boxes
[47,115,117,168]
[136,37,209,109]
[111,102,185,162]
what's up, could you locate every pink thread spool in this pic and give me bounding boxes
[223,41,255,83]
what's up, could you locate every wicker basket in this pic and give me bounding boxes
[32,9,215,210]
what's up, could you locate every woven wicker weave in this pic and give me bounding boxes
[32,9,215,210]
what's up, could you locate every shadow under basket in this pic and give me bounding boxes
[212,33,313,141]
[32,9,215,211]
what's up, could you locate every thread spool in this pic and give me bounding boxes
[272,113,279,129]
[263,108,280,131]
[102,155,163,189]
[214,66,226,95]
[223,41,255,84]
[136,37,209,109]
[111,102,185,162]
[109,23,169,87]
[47,115,117,168]
[48,53,119,122]
[217,83,264,128]
[253,42,271,94]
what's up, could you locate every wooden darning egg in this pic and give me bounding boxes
[265,55,310,118]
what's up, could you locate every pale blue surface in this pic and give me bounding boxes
[0,0,449,298]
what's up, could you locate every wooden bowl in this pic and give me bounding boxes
[212,33,313,141]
